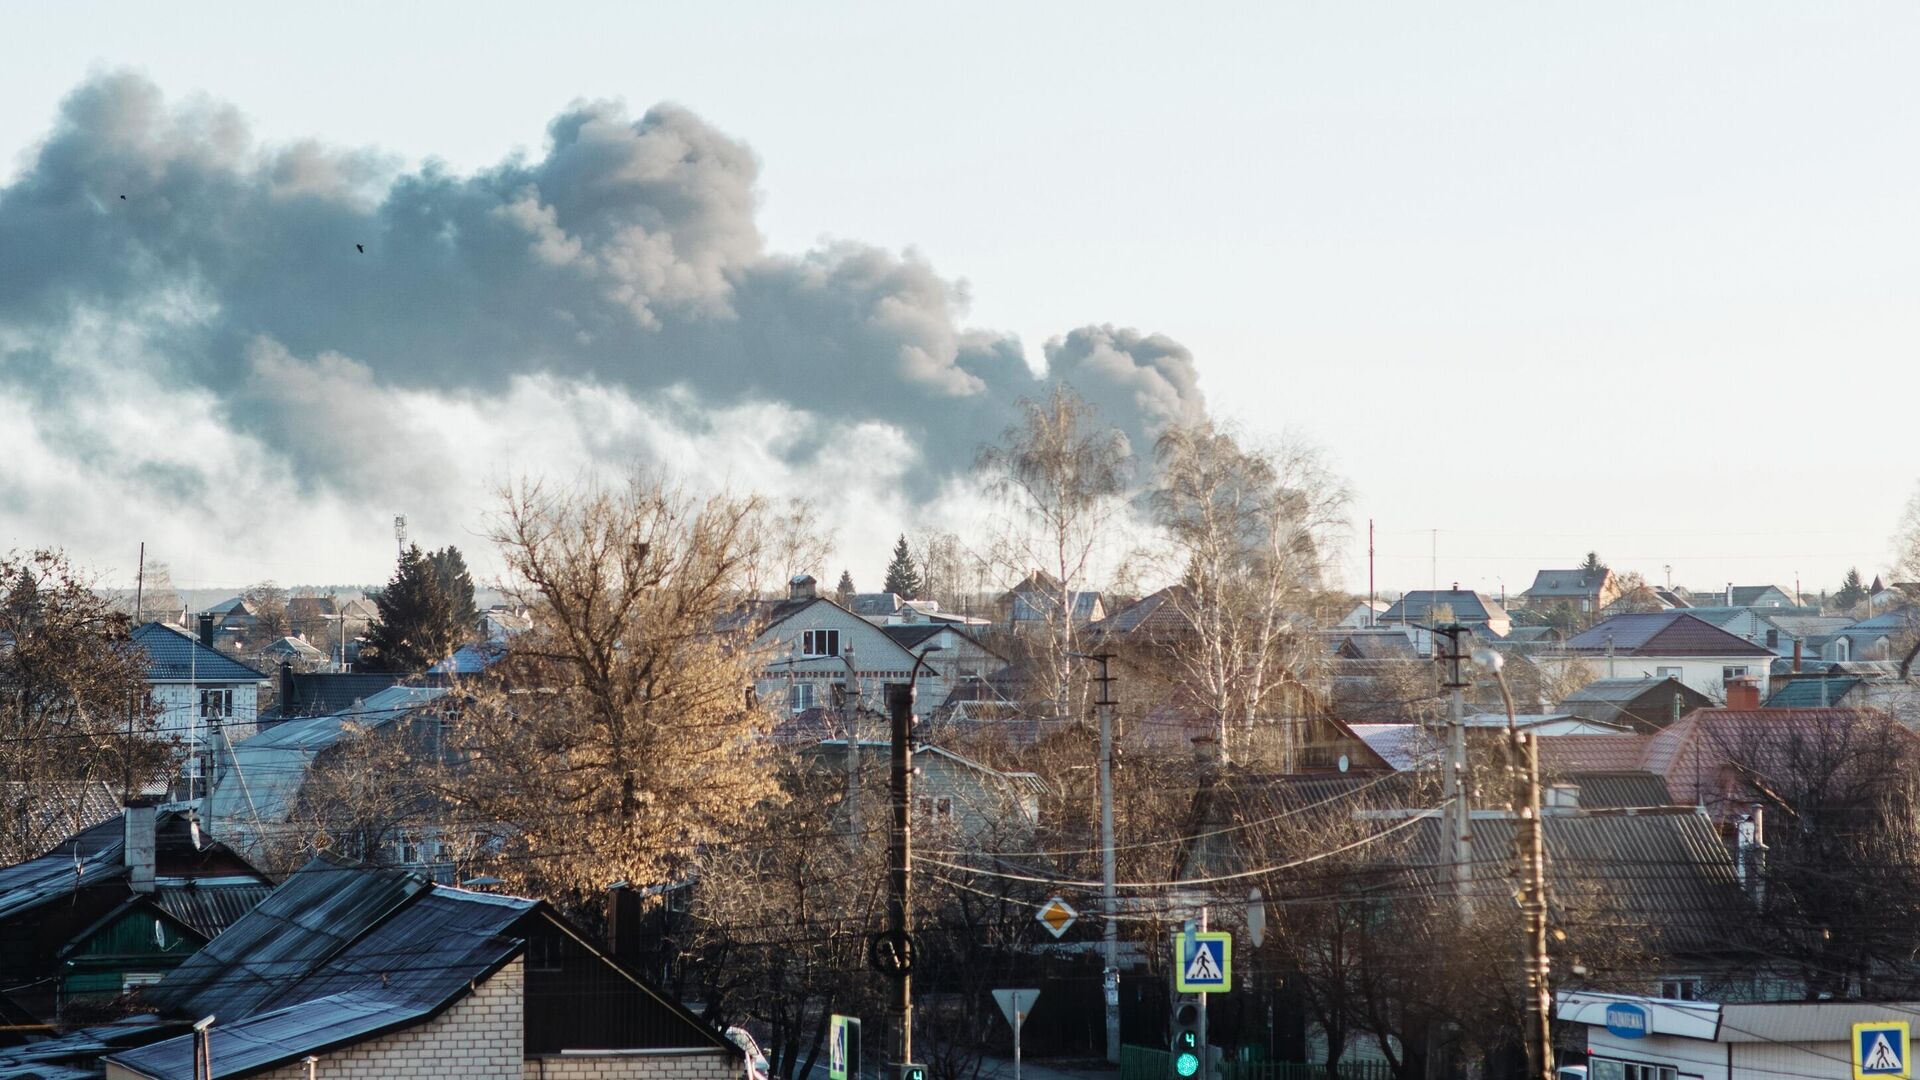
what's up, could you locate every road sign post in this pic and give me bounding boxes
[1172,932,1232,994]
[993,989,1039,1080]
[830,1016,861,1080]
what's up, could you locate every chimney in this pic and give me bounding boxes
[280,662,296,716]
[124,798,157,894]
[1792,639,1803,673]
[1724,677,1761,710]
[197,612,215,648]
[1725,582,1734,607]
[789,574,817,601]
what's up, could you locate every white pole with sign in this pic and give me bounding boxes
[992,989,1040,1080]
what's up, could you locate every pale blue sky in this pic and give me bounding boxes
[5,1,1917,595]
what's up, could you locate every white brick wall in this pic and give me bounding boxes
[524,1049,738,1080]
[239,958,525,1080]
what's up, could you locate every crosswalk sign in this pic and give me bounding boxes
[1855,1021,1910,1080]
[1173,931,1232,993]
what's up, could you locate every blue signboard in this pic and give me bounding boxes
[1854,1021,1910,1080]
[1604,1003,1649,1039]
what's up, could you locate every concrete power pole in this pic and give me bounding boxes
[886,682,916,1072]
[1437,625,1473,906]
[1092,654,1120,1064]
[1514,731,1552,1080]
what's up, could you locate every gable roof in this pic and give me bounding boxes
[131,622,266,683]
[114,858,733,1078]
[1526,568,1611,598]
[1379,589,1507,625]
[1088,586,1194,639]
[271,672,410,719]
[1559,677,1711,729]
[1560,612,1774,657]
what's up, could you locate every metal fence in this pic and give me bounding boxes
[1119,1046,1397,1080]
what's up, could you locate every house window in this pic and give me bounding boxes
[1765,629,1778,649]
[526,934,565,973]
[1656,666,1682,679]
[791,681,817,714]
[802,629,841,657]
[1722,666,1749,680]
[1836,639,1851,661]
[198,689,233,719]
[1660,978,1701,1001]
[1590,1063,1677,1080]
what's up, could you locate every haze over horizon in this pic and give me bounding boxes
[5,2,1917,599]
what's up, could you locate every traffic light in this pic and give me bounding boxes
[1169,998,1202,1080]
[897,1064,927,1080]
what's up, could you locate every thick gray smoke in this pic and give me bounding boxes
[0,74,1206,574]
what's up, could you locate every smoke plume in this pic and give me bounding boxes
[0,74,1206,578]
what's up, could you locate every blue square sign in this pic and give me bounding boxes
[1855,1021,1909,1080]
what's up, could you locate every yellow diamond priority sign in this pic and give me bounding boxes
[1036,896,1078,938]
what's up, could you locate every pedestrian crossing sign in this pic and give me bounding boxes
[1173,931,1232,993]
[1855,1021,1909,1080]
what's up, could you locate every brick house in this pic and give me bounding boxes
[9,854,744,1080]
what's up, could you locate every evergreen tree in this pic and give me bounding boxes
[835,569,856,604]
[1835,567,1869,610]
[427,545,480,635]
[882,535,923,598]
[361,545,461,673]
[1580,551,1606,574]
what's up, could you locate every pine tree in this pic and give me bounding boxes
[361,545,461,673]
[882,535,923,598]
[1580,551,1606,574]
[1835,567,1868,610]
[427,546,480,636]
[835,570,856,604]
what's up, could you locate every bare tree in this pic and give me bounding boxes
[0,550,173,860]
[1149,421,1350,764]
[1895,483,1920,583]
[976,385,1132,719]
[437,474,784,897]
[1603,571,1665,615]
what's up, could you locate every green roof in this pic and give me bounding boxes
[1763,677,1860,708]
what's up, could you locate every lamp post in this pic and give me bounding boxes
[1474,645,1552,1080]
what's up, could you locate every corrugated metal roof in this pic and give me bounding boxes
[145,855,425,1021]
[154,881,276,938]
[1561,612,1774,657]
[0,843,125,921]
[1764,676,1861,708]
[1088,586,1192,638]
[130,622,265,683]
[1379,589,1507,625]
[1348,724,1441,771]
[1538,734,1655,774]
[1561,770,1674,809]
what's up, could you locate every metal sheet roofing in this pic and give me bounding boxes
[1379,589,1507,625]
[145,855,425,1022]
[1561,612,1774,657]
[154,881,277,939]
[1764,676,1862,709]
[130,622,265,683]
[1526,569,1609,598]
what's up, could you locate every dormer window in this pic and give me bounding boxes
[802,629,840,658]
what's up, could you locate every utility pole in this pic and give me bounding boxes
[885,681,916,1072]
[134,541,146,624]
[1091,654,1120,1064]
[1367,519,1376,628]
[1514,731,1552,1080]
[844,646,861,848]
[1437,625,1473,907]
[1487,654,1551,1080]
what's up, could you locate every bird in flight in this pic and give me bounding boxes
[355,243,365,254]
[119,194,127,200]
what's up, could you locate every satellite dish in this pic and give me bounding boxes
[1337,754,1350,773]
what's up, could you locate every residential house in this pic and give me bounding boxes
[997,570,1105,632]
[1558,676,1712,732]
[254,634,327,673]
[1377,588,1512,637]
[261,666,410,722]
[1683,584,1798,610]
[11,855,742,1080]
[1537,706,1919,830]
[206,686,451,874]
[744,577,969,722]
[1522,567,1618,619]
[1332,600,1389,629]
[0,801,271,1027]
[805,740,1047,839]
[131,621,269,801]
[1540,611,1776,700]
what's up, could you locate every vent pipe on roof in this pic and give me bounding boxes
[1792,639,1802,674]
[124,798,157,894]
[1726,582,1734,607]
[197,612,215,648]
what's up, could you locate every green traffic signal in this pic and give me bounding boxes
[1174,1052,1201,1078]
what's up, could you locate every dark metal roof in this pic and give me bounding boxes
[130,622,266,683]
[145,855,425,1021]
[1379,589,1507,625]
[154,882,276,939]
[1560,770,1675,809]
[880,624,945,649]
[0,843,125,922]
[1561,612,1774,657]
[1089,586,1193,639]
[1526,569,1610,598]
[272,671,407,718]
